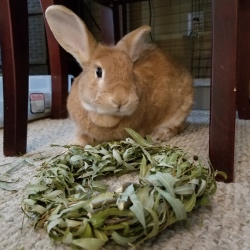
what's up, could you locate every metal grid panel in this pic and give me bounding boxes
[128,0,212,78]
[85,0,212,79]
[0,0,48,75]
[28,14,47,65]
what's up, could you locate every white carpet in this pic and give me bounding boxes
[0,111,250,250]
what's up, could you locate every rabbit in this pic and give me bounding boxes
[45,5,194,146]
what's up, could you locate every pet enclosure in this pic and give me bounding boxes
[0,0,48,75]
[83,0,212,79]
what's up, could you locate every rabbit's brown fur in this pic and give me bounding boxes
[45,5,194,146]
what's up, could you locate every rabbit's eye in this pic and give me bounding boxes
[96,67,103,78]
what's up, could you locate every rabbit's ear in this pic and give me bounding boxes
[45,5,97,65]
[116,25,151,62]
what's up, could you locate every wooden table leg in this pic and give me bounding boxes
[121,3,127,37]
[100,5,116,45]
[209,0,238,182]
[99,3,126,44]
[236,0,250,119]
[40,0,68,119]
[0,0,29,156]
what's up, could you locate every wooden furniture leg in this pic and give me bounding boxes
[100,5,116,44]
[237,0,250,119]
[97,0,147,44]
[121,3,127,36]
[112,3,121,42]
[99,3,127,44]
[40,0,68,119]
[209,0,238,182]
[0,0,29,156]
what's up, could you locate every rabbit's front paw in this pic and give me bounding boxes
[71,132,96,147]
[150,127,176,143]
[71,137,88,147]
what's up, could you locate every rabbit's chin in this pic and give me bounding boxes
[89,112,121,128]
[81,100,135,116]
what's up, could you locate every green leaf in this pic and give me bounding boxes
[50,204,62,216]
[91,181,109,193]
[136,186,154,210]
[141,148,156,167]
[74,218,89,237]
[183,192,196,212]
[215,170,227,180]
[155,187,187,221]
[111,231,141,246]
[86,192,116,211]
[0,160,26,177]
[79,170,95,179]
[196,179,207,197]
[0,181,18,191]
[22,198,36,206]
[117,184,146,229]
[90,208,134,228]
[147,172,177,197]
[62,230,73,244]
[116,183,133,203]
[174,183,195,195]
[125,128,153,147]
[166,152,179,166]
[65,219,83,228]
[42,190,64,199]
[26,184,48,193]
[82,223,93,238]
[33,204,47,214]
[70,155,84,162]
[112,149,123,165]
[94,228,108,241]
[72,238,107,250]
[144,207,160,238]
[139,155,150,178]
[47,218,64,233]
[128,186,146,229]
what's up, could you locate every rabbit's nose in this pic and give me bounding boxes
[111,86,130,109]
[111,97,129,110]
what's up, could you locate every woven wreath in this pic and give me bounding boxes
[22,128,224,250]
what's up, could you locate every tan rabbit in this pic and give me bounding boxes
[45,5,194,146]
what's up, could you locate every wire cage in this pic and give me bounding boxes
[0,0,48,75]
[28,0,48,75]
[83,0,212,79]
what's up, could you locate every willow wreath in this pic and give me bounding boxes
[22,128,225,249]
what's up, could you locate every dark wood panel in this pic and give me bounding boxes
[40,0,69,119]
[236,0,250,119]
[93,0,146,5]
[209,0,238,182]
[0,0,29,156]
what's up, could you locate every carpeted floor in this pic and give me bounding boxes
[0,110,250,250]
